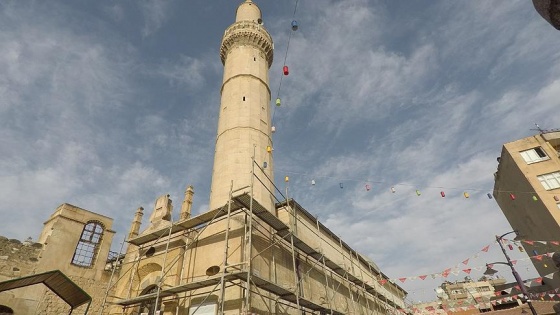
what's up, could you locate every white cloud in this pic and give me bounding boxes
[156,55,206,90]
[141,0,171,38]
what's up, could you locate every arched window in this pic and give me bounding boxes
[138,285,161,315]
[0,305,14,314]
[71,221,104,267]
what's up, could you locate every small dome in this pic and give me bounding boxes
[236,0,262,23]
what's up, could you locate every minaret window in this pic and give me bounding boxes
[520,147,548,164]
[71,221,104,267]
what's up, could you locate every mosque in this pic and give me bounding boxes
[0,1,406,314]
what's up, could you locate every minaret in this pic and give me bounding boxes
[127,207,143,240]
[209,0,275,212]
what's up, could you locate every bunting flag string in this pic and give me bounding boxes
[277,169,560,202]
[387,254,555,284]
[402,281,560,315]
[379,239,560,285]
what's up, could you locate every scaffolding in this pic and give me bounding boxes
[108,161,406,314]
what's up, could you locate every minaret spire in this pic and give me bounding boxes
[127,207,143,240]
[180,185,194,220]
[210,0,274,211]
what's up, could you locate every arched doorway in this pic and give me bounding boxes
[138,285,161,315]
[0,305,14,315]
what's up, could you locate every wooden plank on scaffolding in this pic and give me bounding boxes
[127,206,234,246]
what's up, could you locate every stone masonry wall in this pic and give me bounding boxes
[0,236,42,280]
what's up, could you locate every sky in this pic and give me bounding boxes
[1,0,560,304]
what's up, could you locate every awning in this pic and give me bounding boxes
[0,270,91,312]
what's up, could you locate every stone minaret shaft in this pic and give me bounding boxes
[209,0,275,212]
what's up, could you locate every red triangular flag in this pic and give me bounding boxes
[419,275,427,280]
[399,278,407,283]
[536,277,543,283]
[379,279,387,285]
[463,269,472,274]
[535,255,543,261]
[462,258,470,265]
[511,260,517,265]
[442,268,451,278]
[481,245,490,252]
[524,240,535,245]
[551,241,559,246]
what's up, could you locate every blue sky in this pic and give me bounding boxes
[1,0,559,303]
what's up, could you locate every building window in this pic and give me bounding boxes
[538,172,560,190]
[520,147,548,164]
[71,221,104,267]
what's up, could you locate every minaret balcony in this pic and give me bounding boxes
[220,21,273,67]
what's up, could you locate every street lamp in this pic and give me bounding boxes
[484,231,538,315]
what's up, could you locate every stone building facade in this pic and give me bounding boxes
[0,203,116,314]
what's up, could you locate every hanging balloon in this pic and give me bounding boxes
[518,246,524,252]
[365,184,371,191]
[391,187,396,193]
[291,20,298,31]
[266,146,272,153]
[276,98,281,106]
[510,193,516,200]
[464,192,470,198]
[533,196,538,201]
[283,66,289,75]
[487,193,493,199]
[555,196,560,202]
[263,161,267,168]
[311,179,316,185]
[508,244,513,250]
[285,176,289,182]
[339,183,343,189]
[416,190,421,196]
[440,191,445,198]
[271,126,276,133]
